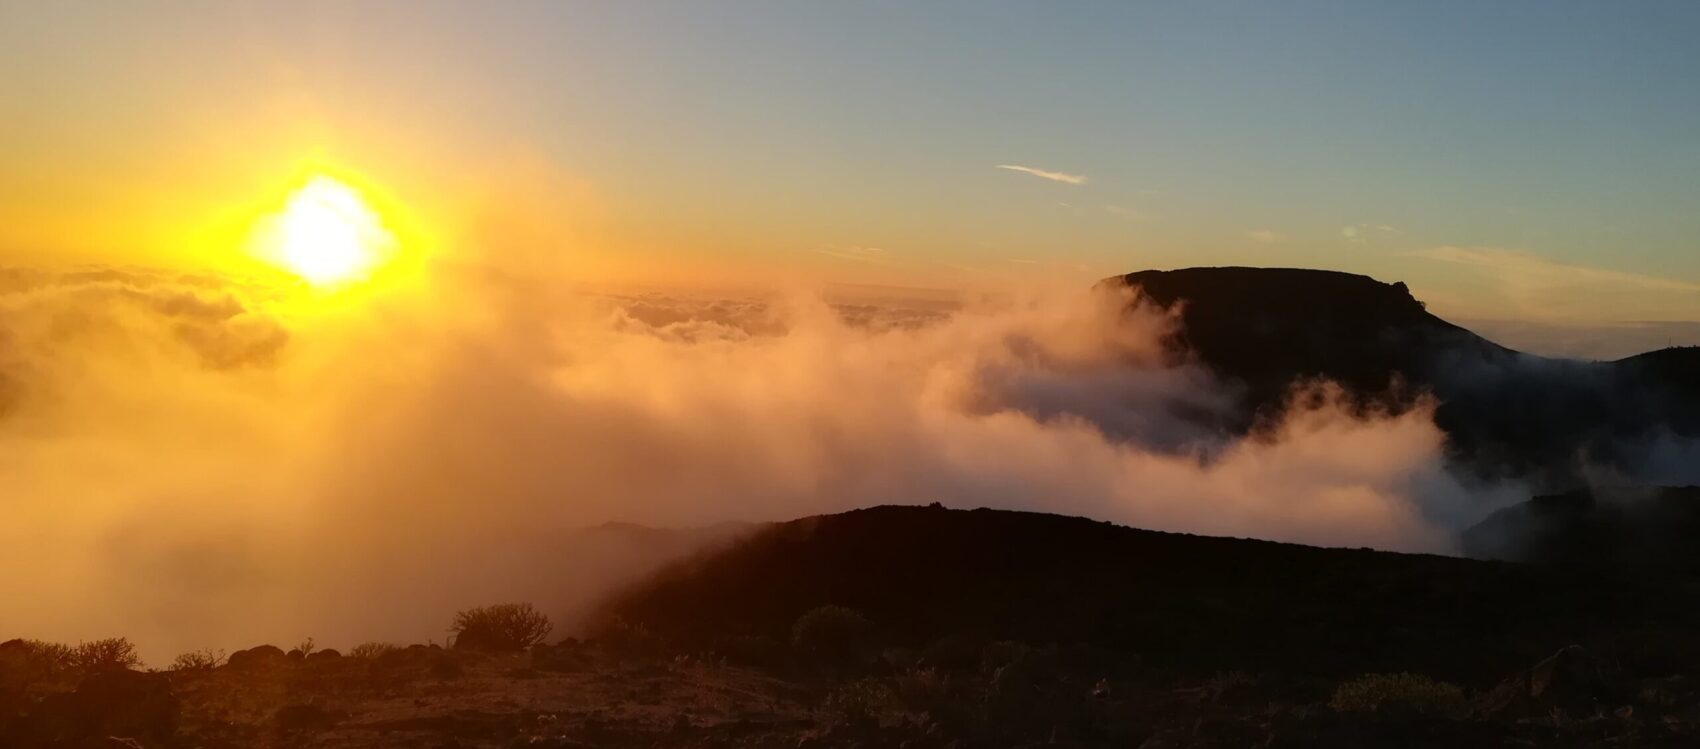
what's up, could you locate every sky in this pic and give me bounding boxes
[4,1,1700,656]
[2,0,1698,347]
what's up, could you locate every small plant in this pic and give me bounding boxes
[296,637,316,657]
[170,649,226,672]
[792,605,874,673]
[348,642,398,660]
[450,603,553,651]
[1330,672,1467,717]
[71,638,142,672]
[824,677,897,727]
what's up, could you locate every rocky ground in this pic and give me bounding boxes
[9,504,1700,748]
[6,635,1700,748]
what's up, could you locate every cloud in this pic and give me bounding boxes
[996,164,1087,185]
[0,261,1521,662]
[815,245,891,264]
[1245,229,1280,244]
[1416,246,1700,321]
[1342,224,1396,243]
[1458,318,1700,360]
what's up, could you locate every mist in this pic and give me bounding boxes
[0,262,1524,662]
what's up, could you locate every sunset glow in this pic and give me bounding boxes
[260,176,395,286]
[2,5,1700,729]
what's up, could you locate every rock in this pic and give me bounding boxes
[226,645,288,670]
[286,649,306,661]
[23,670,179,745]
[1481,645,1621,717]
[1529,645,1609,707]
[307,648,342,662]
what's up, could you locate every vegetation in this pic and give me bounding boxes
[347,641,398,660]
[70,638,142,673]
[450,603,553,651]
[1330,672,1468,717]
[169,649,225,672]
[791,605,873,673]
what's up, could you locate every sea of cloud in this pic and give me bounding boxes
[0,262,1526,661]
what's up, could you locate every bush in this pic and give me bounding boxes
[0,639,77,689]
[2,640,74,670]
[823,678,897,727]
[72,638,142,672]
[348,642,398,660]
[791,605,873,673]
[169,649,225,672]
[1329,672,1467,717]
[450,603,553,651]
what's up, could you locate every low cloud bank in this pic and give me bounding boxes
[0,264,1521,660]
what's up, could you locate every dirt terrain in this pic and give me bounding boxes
[8,505,1700,748]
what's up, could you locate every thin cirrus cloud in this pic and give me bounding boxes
[995,164,1087,185]
[1342,224,1397,243]
[814,245,892,265]
[1415,245,1700,321]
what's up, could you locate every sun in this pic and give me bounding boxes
[264,176,396,285]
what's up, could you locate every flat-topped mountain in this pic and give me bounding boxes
[1108,267,1700,487]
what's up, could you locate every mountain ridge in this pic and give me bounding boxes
[1107,267,1700,488]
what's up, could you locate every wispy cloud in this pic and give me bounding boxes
[1245,229,1280,244]
[996,164,1087,185]
[1341,224,1397,243]
[815,245,892,265]
[1415,246,1700,321]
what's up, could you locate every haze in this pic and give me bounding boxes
[1,1,1697,660]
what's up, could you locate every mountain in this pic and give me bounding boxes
[595,504,1696,684]
[1108,267,1700,487]
[1462,486,1700,571]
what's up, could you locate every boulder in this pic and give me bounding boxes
[18,670,178,746]
[226,645,289,670]
[1480,645,1622,717]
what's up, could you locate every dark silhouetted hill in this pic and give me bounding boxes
[597,505,1700,684]
[1462,486,1700,571]
[1108,267,1700,487]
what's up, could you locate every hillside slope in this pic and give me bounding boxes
[598,505,1700,684]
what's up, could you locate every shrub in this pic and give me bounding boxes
[0,639,77,689]
[348,642,398,660]
[2,640,74,670]
[170,649,225,672]
[823,678,897,727]
[1330,672,1467,717]
[450,603,553,651]
[791,605,873,673]
[72,638,142,672]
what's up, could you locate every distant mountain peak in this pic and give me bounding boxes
[1105,266,1700,489]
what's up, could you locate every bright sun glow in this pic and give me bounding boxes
[267,176,395,285]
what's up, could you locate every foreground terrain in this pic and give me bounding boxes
[8,505,1700,748]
